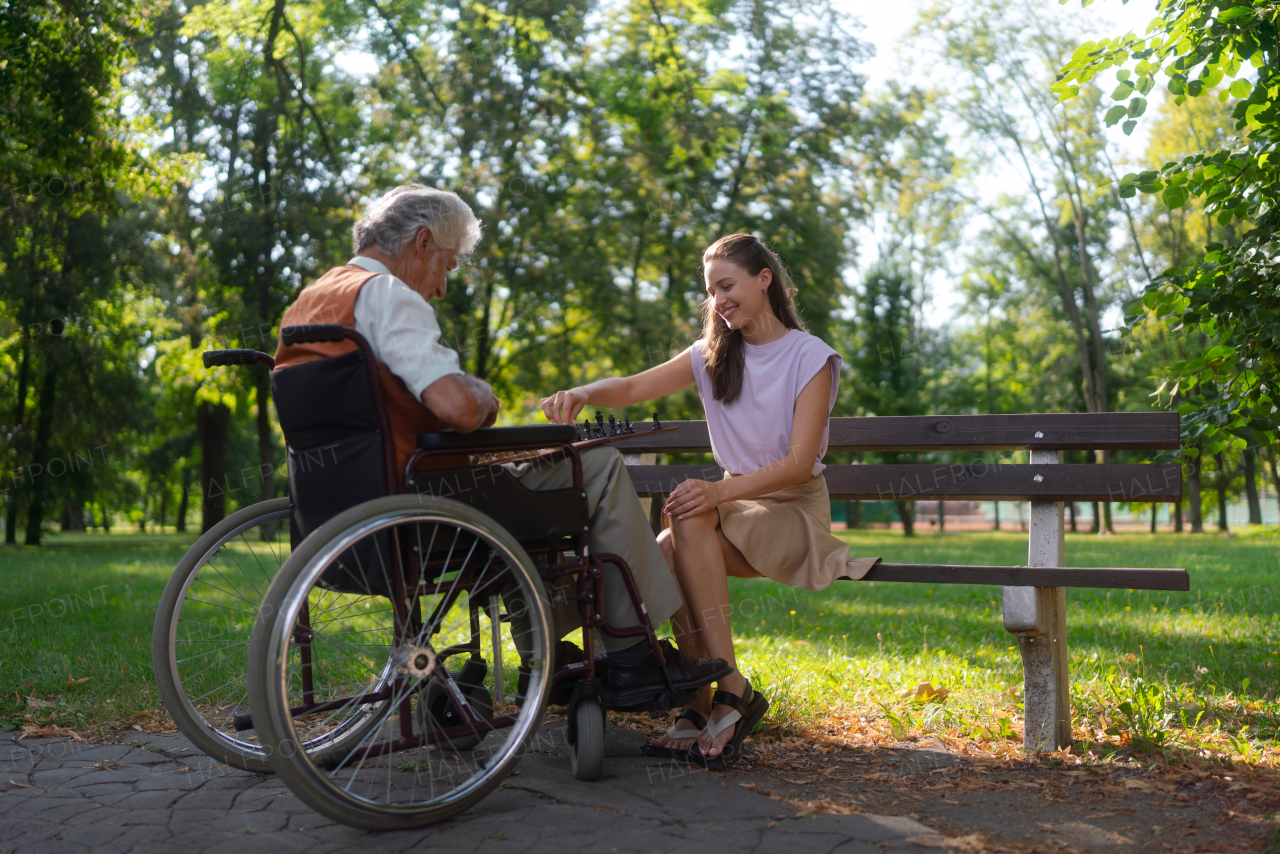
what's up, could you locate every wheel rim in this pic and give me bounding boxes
[167,506,293,758]
[262,504,550,816]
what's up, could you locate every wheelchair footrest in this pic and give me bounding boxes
[609,687,698,714]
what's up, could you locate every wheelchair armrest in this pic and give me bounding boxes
[281,324,347,346]
[203,349,275,369]
[417,425,578,451]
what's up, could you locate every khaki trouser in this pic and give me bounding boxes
[512,445,680,652]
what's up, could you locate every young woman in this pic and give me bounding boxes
[540,233,880,767]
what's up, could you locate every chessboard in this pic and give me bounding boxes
[473,412,676,466]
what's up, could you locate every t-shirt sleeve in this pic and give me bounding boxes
[796,335,842,413]
[689,339,709,400]
[353,276,464,400]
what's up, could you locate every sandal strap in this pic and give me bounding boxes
[704,681,753,742]
[663,708,707,739]
[709,682,754,720]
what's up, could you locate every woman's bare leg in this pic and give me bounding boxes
[649,528,712,750]
[668,511,760,758]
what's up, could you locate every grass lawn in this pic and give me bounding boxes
[2,527,1278,765]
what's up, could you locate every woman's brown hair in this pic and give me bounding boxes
[700,233,806,404]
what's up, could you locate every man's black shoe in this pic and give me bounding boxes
[515,641,607,708]
[604,639,731,708]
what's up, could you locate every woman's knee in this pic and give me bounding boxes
[668,511,718,541]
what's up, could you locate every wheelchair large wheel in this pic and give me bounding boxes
[152,497,293,772]
[247,494,553,830]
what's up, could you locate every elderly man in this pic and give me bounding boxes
[274,184,725,707]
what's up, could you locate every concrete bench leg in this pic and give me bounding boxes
[1002,448,1071,752]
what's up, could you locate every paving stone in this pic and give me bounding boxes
[75,782,142,799]
[202,830,312,854]
[59,824,130,847]
[31,766,101,786]
[0,819,51,843]
[13,839,91,854]
[101,789,184,810]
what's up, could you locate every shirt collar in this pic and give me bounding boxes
[348,255,393,276]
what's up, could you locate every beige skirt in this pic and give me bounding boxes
[717,474,881,590]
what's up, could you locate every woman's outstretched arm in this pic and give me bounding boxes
[663,361,833,521]
[540,347,697,424]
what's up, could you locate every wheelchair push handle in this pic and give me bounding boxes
[281,324,347,346]
[202,349,275,369]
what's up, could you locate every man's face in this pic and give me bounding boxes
[400,228,458,300]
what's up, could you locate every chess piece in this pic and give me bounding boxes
[652,411,662,430]
[595,410,605,438]
[622,414,632,434]
[608,414,617,436]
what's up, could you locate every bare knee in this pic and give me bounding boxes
[669,511,718,543]
[657,527,674,571]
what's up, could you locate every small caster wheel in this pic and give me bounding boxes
[417,668,494,751]
[569,697,604,781]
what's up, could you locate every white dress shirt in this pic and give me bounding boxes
[347,255,463,399]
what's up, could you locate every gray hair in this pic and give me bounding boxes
[352,184,482,257]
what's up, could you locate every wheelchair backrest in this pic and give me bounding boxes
[272,347,389,540]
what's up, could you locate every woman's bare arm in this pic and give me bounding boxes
[541,347,697,424]
[663,362,833,519]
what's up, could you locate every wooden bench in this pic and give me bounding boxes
[612,413,1190,752]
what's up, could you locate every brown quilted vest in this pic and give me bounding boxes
[274,264,446,482]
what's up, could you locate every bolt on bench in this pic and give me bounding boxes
[611,412,1191,753]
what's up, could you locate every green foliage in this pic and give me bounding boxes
[1058,0,1280,451]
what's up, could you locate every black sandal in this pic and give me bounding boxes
[686,681,768,769]
[640,708,707,760]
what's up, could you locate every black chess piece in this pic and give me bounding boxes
[622,414,632,434]
[595,410,605,438]
[651,411,662,430]
[582,417,591,440]
[608,414,617,436]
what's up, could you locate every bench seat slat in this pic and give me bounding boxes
[610,413,1180,453]
[856,564,1189,591]
[623,463,1182,502]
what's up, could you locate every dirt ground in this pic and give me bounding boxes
[614,712,1278,853]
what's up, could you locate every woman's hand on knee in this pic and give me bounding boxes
[664,478,722,521]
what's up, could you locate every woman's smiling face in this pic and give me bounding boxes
[703,258,772,331]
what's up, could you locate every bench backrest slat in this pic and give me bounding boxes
[624,463,1183,502]
[611,412,1180,454]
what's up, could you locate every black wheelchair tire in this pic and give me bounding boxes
[569,697,605,782]
[151,497,293,773]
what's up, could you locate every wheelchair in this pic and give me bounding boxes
[154,323,693,831]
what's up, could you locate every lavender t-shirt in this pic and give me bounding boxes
[690,330,842,476]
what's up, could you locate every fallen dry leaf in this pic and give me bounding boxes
[902,682,951,703]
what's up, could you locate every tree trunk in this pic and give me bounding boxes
[1266,447,1280,525]
[1214,451,1230,532]
[100,503,110,533]
[197,401,232,533]
[6,336,31,544]
[848,500,861,529]
[159,487,169,533]
[1243,447,1262,526]
[1150,503,1157,533]
[256,372,277,540]
[993,500,1000,531]
[24,359,57,545]
[1174,501,1183,533]
[176,468,191,534]
[1089,501,1099,533]
[895,500,915,537]
[1187,449,1205,532]
[1068,502,1077,532]
[937,500,945,532]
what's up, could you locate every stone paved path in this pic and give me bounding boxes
[0,725,945,854]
